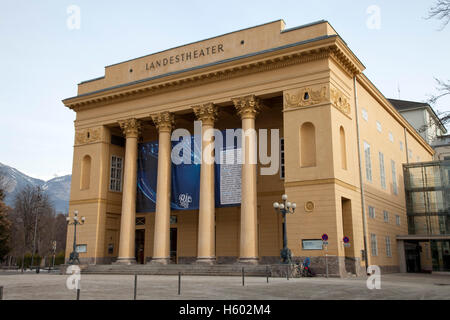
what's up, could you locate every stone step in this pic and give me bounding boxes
[79,264,286,276]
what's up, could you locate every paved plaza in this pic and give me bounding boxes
[0,272,449,300]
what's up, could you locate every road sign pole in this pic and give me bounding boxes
[325,246,328,279]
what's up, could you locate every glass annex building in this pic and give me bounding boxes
[403,161,450,272]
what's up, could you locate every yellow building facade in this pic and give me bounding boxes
[63,20,434,277]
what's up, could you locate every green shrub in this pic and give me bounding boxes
[16,253,42,269]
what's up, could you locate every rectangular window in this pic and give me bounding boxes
[364,141,372,182]
[110,155,123,192]
[385,236,392,257]
[369,206,376,219]
[389,132,394,142]
[408,149,413,161]
[396,215,401,226]
[362,108,369,121]
[280,138,285,179]
[391,160,398,195]
[370,234,378,256]
[379,152,386,190]
[376,121,382,132]
[400,141,404,151]
[383,210,389,223]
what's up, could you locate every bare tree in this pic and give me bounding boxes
[427,0,450,29]
[426,1,450,121]
[0,176,12,262]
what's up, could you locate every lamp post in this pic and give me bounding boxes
[273,194,296,264]
[67,210,85,265]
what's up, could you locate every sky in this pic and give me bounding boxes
[0,0,449,181]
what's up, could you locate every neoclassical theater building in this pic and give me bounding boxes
[63,20,433,276]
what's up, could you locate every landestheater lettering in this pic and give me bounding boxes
[145,44,224,71]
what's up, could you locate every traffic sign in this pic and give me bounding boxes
[322,241,328,246]
[322,234,328,241]
[343,236,350,244]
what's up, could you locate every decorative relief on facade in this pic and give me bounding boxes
[193,103,219,126]
[232,95,262,119]
[118,118,142,138]
[284,85,352,118]
[151,112,175,132]
[284,86,328,109]
[74,127,102,146]
[330,87,351,116]
[304,201,315,213]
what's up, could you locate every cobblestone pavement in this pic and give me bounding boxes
[0,272,449,300]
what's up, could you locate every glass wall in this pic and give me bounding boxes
[404,161,450,235]
[431,240,450,272]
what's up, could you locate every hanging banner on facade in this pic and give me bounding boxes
[136,133,241,213]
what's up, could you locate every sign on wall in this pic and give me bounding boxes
[302,239,323,250]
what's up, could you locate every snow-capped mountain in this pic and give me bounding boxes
[0,162,71,213]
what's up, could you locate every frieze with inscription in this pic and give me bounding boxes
[145,44,224,71]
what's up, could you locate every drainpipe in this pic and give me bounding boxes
[353,76,369,272]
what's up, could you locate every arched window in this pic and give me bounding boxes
[340,126,347,170]
[300,122,316,167]
[80,155,91,190]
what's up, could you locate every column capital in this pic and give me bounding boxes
[232,95,262,120]
[193,103,219,126]
[151,112,175,133]
[118,118,142,138]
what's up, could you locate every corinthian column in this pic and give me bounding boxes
[116,118,141,264]
[150,112,175,264]
[193,103,219,264]
[232,95,261,264]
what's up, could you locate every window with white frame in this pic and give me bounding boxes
[379,152,386,190]
[362,108,369,121]
[364,141,372,182]
[280,138,285,179]
[383,210,389,223]
[408,149,413,161]
[376,121,382,132]
[396,215,401,226]
[110,155,123,192]
[391,159,398,195]
[389,132,394,143]
[400,141,404,151]
[369,206,376,219]
[370,234,378,256]
[385,236,392,257]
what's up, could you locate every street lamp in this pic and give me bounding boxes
[273,194,296,264]
[67,210,85,265]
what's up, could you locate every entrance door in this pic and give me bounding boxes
[170,228,177,264]
[135,229,145,264]
[405,242,421,273]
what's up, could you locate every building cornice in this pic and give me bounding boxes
[62,36,364,112]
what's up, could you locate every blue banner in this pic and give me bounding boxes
[136,132,240,213]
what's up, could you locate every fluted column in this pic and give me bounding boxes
[150,112,175,264]
[193,103,219,264]
[232,95,261,264]
[116,118,141,264]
